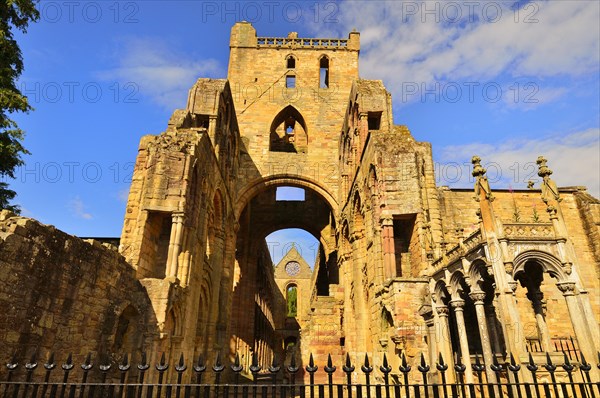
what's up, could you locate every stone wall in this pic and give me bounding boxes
[0,211,155,366]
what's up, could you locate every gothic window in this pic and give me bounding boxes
[269,105,308,153]
[286,55,296,69]
[286,284,298,317]
[319,56,329,88]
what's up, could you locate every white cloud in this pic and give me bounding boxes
[436,128,600,198]
[312,1,599,105]
[68,196,93,220]
[97,37,224,109]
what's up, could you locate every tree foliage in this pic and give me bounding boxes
[0,0,39,212]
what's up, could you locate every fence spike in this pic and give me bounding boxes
[418,352,430,373]
[526,352,537,372]
[343,353,355,373]
[399,352,411,373]
[231,352,243,373]
[437,352,448,371]
[579,352,591,372]
[490,354,503,372]
[45,352,56,371]
[306,353,318,372]
[361,353,373,373]
[119,354,130,371]
[287,352,299,373]
[62,353,74,371]
[25,350,38,371]
[81,352,93,370]
[454,356,466,374]
[250,351,261,374]
[176,353,187,372]
[508,353,520,372]
[561,352,574,373]
[544,352,556,372]
[156,352,169,372]
[193,354,206,373]
[99,353,111,372]
[268,355,280,374]
[138,352,149,371]
[213,351,224,372]
[472,354,484,373]
[380,353,392,374]
[325,353,336,373]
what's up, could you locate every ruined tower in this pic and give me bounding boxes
[2,22,598,385]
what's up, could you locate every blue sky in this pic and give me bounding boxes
[6,1,599,267]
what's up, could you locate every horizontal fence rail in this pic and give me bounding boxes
[2,350,599,398]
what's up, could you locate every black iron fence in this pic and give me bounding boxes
[2,350,599,398]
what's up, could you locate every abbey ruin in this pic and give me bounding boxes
[1,22,599,385]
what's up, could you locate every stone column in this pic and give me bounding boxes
[556,282,599,378]
[469,291,497,384]
[484,305,503,355]
[527,289,551,352]
[450,299,474,383]
[419,306,437,366]
[381,217,396,279]
[578,290,600,350]
[425,317,438,367]
[166,212,185,279]
[435,306,455,383]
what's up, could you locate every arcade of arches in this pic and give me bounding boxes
[3,21,596,385]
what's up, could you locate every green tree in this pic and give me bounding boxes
[0,0,39,212]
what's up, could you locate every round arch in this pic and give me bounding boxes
[235,174,338,220]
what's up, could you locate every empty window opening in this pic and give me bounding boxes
[276,186,305,201]
[319,57,329,88]
[286,285,298,317]
[139,211,172,278]
[113,305,141,354]
[269,106,308,153]
[287,56,296,69]
[368,112,382,130]
[393,215,416,277]
[286,75,296,88]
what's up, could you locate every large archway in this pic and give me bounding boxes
[230,179,339,373]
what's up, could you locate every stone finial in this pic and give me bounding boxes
[472,156,494,202]
[536,156,552,178]
[287,32,298,39]
[471,156,485,178]
[537,156,561,204]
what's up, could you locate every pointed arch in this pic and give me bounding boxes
[269,105,308,153]
[512,250,568,282]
